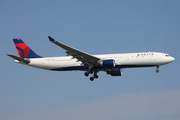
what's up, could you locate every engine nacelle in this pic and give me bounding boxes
[98,59,115,68]
[107,69,123,76]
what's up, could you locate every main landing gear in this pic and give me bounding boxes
[156,66,159,73]
[84,70,99,81]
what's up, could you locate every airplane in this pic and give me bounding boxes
[7,36,175,81]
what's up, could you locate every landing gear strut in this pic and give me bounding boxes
[156,66,159,73]
[84,70,99,81]
[84,64,99,81]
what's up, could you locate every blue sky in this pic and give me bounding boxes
[1,0,180,120]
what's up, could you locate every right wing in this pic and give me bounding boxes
[48,36,100,66]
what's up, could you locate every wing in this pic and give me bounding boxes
[48,36,100,66]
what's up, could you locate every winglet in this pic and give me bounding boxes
[48,36,55,42]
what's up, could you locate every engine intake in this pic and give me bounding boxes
[107,69,123,76]
[98,59,115,68]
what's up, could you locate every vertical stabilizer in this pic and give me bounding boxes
[13,39,42,58]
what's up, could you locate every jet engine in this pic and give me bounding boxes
[107,69,123,76]
[98,59,115,68]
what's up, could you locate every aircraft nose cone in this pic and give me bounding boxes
[170,57,175,62]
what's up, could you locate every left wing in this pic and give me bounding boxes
[48,36,100,66]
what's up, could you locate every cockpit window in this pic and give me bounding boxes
[165,55,170,57]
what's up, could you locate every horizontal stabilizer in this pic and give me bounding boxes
[7,54,30,64]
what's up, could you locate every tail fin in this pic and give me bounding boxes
[13,39,42,58]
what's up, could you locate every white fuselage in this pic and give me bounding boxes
[15,52,175,71]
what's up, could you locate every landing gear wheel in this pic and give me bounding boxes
[90,77,94,81]
[89,70,93,74]
[94,75,98,79]
[84,72,89,77]
[156,69,159,73]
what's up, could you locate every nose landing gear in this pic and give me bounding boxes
[156,66,159,73]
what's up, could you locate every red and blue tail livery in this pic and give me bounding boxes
[13,39,42,58]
